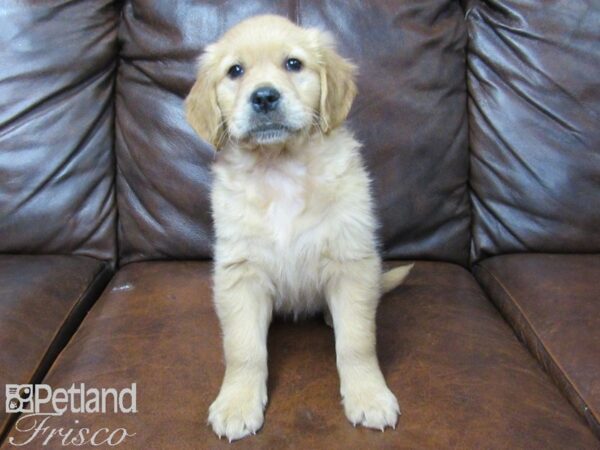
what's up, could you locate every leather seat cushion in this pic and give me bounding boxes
[474,254,600,437]
[4,261,596,448]
[0,255,112,436]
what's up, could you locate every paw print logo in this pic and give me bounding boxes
[5,385,34,413]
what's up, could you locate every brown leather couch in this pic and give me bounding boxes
[1,1,598,449]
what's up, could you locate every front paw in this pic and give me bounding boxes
[342,382,400,431]
[208,381,267,442]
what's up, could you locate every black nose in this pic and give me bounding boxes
[250,87,281,113]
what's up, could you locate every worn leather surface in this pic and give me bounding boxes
[474,254,600,438]
[0,0,119,261]
[4,261,597,449]
[0,255,112,438]
[116,0,470,265]
[467,0,600,262]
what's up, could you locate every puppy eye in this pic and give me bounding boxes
[227,64,244,79]
[285,58,303,72]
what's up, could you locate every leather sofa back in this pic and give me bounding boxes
[2,1,598,267]
[468,0,600,262]
[0,0,119,261]
[115,0,471,265]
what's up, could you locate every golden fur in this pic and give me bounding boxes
[185,15,412,442]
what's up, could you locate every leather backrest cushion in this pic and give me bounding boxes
[116,0,470,265]
[468,0,600,262]
[0,1,119,261]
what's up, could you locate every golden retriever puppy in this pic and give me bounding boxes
[185,14,413,442]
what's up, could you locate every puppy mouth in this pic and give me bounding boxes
[247,124,293,144]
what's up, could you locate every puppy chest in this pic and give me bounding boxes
[245,164,331,246]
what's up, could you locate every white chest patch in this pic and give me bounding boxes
[260,161,308,245]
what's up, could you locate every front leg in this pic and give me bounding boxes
[325,257,400,431]
[208,263,273,441]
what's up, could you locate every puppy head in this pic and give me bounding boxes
[185,15,356,149]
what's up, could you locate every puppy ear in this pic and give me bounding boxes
[318,33,357,133]
[185,51,225,149]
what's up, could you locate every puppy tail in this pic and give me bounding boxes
[381,263,414,294]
